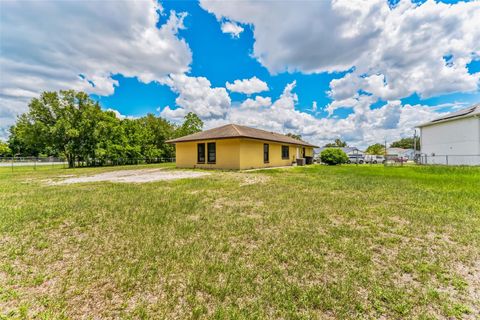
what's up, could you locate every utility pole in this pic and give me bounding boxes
[413,129,417,163]
[384,138,387,166]
[413,129,417,153]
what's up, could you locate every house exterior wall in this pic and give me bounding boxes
[420,116,480,165]
[239,139,301,169]
[175,139,241,169]
[174,138,314,170]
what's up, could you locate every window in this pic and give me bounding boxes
[264,143,269,163]
[197,143,205,163]
[207,142,216,163]
[281,145,289,159]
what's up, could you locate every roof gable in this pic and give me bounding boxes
[166,124,318,147]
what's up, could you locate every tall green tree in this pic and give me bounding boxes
[93,109,126,164]
[136,114,177,160]
[365,143,385,155]
[9,91,108,167]
[0,141,11,156]
[7,90,202,167]
[324,139,348,147]
[178,112,203,137]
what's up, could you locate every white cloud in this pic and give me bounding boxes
[161,80,449,149]
[105,108,138,120]
[159,74,231,121]
[240,96,272,109]
[200,0,388,74]
[226,76,269,95]
[0,0,192,139]
[220,21,244,38]
[201,0,480,107]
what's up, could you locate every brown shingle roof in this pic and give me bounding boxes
[166,124,318,147]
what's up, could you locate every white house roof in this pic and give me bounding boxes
[317,147,363,154]
[417,104,480,128]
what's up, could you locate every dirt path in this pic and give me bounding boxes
[48,168,210,184]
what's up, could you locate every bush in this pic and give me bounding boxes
[320,148,348,165]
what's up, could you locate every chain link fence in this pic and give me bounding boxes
[0,157,175,171]
[417,154,480,166]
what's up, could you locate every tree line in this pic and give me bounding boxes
[3,90,203,167]
[323,137,420,155]
[1,90,422,166]
[364,138,420,155]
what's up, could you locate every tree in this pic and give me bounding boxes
[320,148,349,165]
[324,139,348,147]
[286,133,302,140]
[8,90,112,167]
[365,143,385,155]
[178,112,203,137]
[7,90,203,167]
[135,114,177,160]
[390,137,420,150]
[0,141,11,156]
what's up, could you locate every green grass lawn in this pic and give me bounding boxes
[1,164,479,319]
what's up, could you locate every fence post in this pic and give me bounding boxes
[446,155,448,166]
[11,156,14,172]
[34,157,37,170]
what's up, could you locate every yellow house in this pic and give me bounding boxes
[166,124,318,170]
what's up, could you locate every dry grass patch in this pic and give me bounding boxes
[1,164,479,319]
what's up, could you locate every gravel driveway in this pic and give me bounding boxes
[49,168,210,184]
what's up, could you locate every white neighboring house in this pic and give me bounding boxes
[317,147,365,163]
[417,104,480,165]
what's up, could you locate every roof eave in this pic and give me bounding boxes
[417,113,479,128]
[166,136,317,147]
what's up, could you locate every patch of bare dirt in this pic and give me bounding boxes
[45,168,210,185]
[239,174,270,186]
[454,259,480,315]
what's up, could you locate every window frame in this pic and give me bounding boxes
[207,142,216,164]
[264,143,269,163]
[281,145,290,160]
[197,143,206,164]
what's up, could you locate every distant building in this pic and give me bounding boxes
[417,104,480,165]
[317,147,364,157]
[317,147,365,163]
[386,148,414,160]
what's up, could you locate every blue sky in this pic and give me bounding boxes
[91,0,479,120]
[1,0,479,146]
[92,0,343,119]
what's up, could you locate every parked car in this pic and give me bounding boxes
[364,154,386,164]
[347,154,365,164]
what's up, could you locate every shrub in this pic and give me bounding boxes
[320,148,348,165]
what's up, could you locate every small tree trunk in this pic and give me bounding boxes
[67,154,75,168]
[68,157,73,168]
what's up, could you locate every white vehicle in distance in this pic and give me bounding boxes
[347,154,365,164]
[364,154,386,164]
